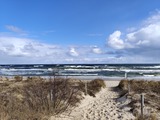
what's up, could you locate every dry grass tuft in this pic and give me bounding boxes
[0,77,82,119]
[119,79,160,94]
[87,79,106,97]
[135,113,157,120]
[118,79,160,119]
[14,76,23,82]
[0,77,105,120]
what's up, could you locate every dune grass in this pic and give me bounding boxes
[118,79,160,119]
[135,113,157,120]
[87,79,106,97]
[0,77,106,120]
[118,79,160,94]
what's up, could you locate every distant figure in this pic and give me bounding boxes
[125,72,128,79]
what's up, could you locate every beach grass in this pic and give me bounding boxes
[118,79,160,119]
[0,76,105,120]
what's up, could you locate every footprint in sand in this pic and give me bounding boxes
[60,82,136,120]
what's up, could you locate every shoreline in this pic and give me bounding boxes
[1,75,160,81]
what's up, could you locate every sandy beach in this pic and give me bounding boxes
[51,81,135,120]
[1,77,159,119]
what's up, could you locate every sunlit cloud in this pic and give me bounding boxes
[108,31,125,49]
[1,11,160,63]
[0,36,106,63]
[92,46,102,54]
[68,47,79,57]
[0,36,61,57]
[107,11,160,63]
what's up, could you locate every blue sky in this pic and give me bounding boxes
[0,0,160,64]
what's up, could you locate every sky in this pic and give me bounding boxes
[1,0,160,64]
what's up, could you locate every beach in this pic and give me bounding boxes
[1,0,160,119]
[51,81,135,120]
[0,76,160,120]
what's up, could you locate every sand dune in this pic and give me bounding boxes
[51,81,135,120]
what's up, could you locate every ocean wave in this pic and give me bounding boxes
[0,64,160,77]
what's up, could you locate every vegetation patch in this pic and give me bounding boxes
[87,79,106,96]
[118,79,160,119]
[0,77,106,120]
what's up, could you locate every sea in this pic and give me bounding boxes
[1,64,160,80]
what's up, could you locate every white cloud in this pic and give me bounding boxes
[0,36,61,58]
[92,46,102,54]
[126,23,160,48]
[1,11,160,64]
[108,11,160,49]
[68,48,79,57]
[108,31,124,49]
[107,11,160,62]
[144,10,160,24]
[0,36,109,63]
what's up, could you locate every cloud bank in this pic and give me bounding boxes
[107,11,160,63]
[0,36,106,63]
[1,11,160,63]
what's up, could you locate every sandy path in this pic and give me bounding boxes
[51,81,135,120]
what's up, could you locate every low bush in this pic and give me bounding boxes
[14,76,23,82]
[118,79,128,90]
[0,77,106,119]
[118,79,160,119]
[118,79,160,94]
[0,78,82,119]
[87,79,106,96]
